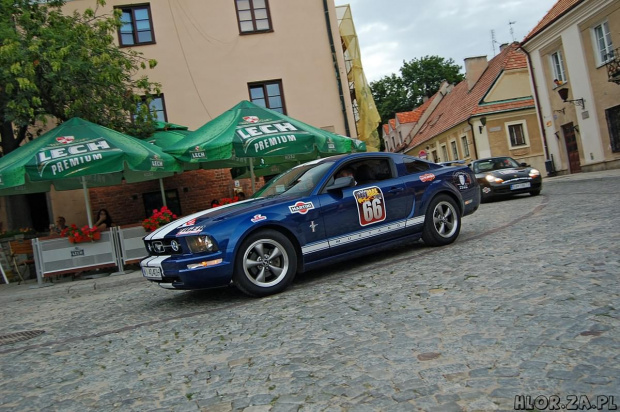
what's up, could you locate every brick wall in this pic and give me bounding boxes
[89,169,262,227]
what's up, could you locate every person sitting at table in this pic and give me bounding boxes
[94,209,113,231]
[49,216,68,236]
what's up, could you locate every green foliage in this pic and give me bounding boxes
[0,0,160,155]
[370,56,465,137]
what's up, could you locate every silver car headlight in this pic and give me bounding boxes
[529,168,541,178]
[186,235,218,254]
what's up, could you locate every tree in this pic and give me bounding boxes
[0,0,160,156]
[370,56,464,134]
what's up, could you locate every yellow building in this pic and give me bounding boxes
[402,43,546,173]
[521,0,620,174]
[1,0,378,231]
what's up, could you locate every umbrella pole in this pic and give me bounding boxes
[250,158,256,193]
[82,176,94,227]
[159,178,167,207]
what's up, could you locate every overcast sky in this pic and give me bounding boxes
[340,0,559,83]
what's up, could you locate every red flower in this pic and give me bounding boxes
[142,206,177,232]
[60,224,101,243]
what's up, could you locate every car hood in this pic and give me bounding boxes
[144,196,292,240]
[476,167,531,179]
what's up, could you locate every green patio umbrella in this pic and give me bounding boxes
[164,100,362,190]
[0,117,183,225]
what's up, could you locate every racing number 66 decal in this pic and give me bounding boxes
[353,186,387,226]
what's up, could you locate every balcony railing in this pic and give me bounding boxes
[605,47,620,85]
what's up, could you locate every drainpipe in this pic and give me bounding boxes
[466,118,480,159]
[322,0,351,137]
[519,46,550,161]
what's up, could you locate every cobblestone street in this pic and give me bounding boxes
[1,170,619,411]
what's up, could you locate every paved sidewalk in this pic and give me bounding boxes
[0,268,144,303]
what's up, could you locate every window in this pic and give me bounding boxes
[606,104,620,153]
[431,150,438,163]
[235,0,272,34]
[249,80,285,113]
[506,121,529,148]
[404,158,430,174]
[117,5,155,47]
[550,50,566,85]
[593,21,614,65]
[461,136,470,158]
[143,189,181,218]
[450,141,458,160]
[138,95,167,122]
[441,144,449,162]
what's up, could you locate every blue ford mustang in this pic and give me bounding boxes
[141,153,480,296]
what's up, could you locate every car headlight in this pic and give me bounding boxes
[186,235,218,253]
[485,174,504,183]
[529,168,541,178]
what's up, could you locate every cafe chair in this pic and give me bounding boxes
[9,239,34,285]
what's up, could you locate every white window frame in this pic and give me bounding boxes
[460,135,470,158]
[450,140,458,160]
[505,120,530,149]
[441,144,449,161]
[550,50,566,85]
[592,20,614,66]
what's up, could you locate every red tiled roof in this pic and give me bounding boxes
[407,43,531,149]
[522,0,583,45]
[388,119,396,130]
[473,98,535,115]
[382,124,389,134]
[396,109,421,124]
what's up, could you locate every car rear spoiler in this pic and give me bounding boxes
[438,160,466,166]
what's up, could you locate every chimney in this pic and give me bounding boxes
[499,43,509,51]
[464,56,488,91]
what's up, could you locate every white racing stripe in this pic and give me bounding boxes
[144,199,257,241]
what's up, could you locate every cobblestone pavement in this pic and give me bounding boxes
[1,170,619,411]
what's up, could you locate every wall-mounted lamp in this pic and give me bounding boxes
[425,145,430,151]
[554,131,560,139]
[554,108,565,115]
[573,125,580,134]
[557,88,585,109]
[479,117,487,134]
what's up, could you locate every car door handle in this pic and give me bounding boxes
[388,187,404,194]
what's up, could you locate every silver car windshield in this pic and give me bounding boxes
[254,161,335,198]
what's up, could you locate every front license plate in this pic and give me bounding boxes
[142,266,162,280]
[511,182,531,190]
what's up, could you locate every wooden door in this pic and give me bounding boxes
[562,123,581,173]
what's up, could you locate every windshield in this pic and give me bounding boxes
[254,161,335,198]
[473,157,520,173]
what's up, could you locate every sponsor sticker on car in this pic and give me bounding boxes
[177,225,204,235]
[251,214,267,223]
[353,186,386,226]
[420,173,435,182]
[289,201,314,215]
[453,171,472,190]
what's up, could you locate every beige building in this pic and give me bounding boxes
[2,0,378,232]
[401,43,546,173]
[521,0,620,174]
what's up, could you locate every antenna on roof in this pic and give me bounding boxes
[490,30,498,55]
[509,21,517,42]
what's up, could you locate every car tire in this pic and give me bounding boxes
[233,229,297,297]
[529,189,541,196]
[422,194,461,247]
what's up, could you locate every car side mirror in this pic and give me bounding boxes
[520,162,528,167]
[326,176,355,191]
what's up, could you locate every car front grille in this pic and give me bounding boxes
[145,239,183,255]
